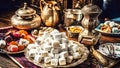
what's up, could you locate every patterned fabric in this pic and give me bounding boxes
[9,53,100,68]
[9,53,40,68]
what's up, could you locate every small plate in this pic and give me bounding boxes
[97,43,120,59]
[0,49,25,54]
[95,24,120,36]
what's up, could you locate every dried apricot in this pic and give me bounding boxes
[18,45,25,51]
[9,41,18,46]
[18,30,28,36]
[24,35,34,43]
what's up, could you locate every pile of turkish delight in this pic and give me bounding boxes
[25,29,89,67]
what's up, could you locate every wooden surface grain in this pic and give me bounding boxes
[0,54,19,68]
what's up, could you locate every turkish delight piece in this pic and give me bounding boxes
[52,40,60,48]
[104,21,111,25]
[48,53,55,58]
[51,59,58,66]
[59,58,66,65]
[60,51,68,58]
[112,27,119,33]
[109,21,115,27]
[35,37,43,45]
[61,38,68,44]
[60,44,68,51]
[55,54,60,59]
[43,45,52,51]
[42,32,50,39]
[34,55,42,63]
[52,33,62,41]
[44,37,53,45]
[51,48,59,54]
[61,32,67,38]
[27,44,36,50]
[66,56,73,63]
[19,38,29,46]
[28,49,36,57]
[44,57,51,63]
[72,44,80,52]
[41,50,48,57]
[73,52,81,59]
[50,29,59,35]
[68,44,74,48]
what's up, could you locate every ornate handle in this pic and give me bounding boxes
[40,0,46,12]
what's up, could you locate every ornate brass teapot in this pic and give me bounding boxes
[11,3,41,29]
[40,0,60,27]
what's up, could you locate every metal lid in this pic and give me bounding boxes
[81,4,102,13]
[15,3,36,16]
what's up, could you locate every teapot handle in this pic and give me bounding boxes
[40,0,46,12]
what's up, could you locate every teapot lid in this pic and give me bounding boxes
[81,4,102,13]
[16,3,36,16]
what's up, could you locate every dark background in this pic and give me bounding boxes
[0,0,120,19]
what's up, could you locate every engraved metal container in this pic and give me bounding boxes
[40,1,60,27]
[78,4,102,45]
[63,9,83,26]
[11,3,41,29]
[81,4,102,36]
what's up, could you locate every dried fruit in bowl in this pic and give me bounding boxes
[100,25,112,33]
[12,31,21,38]
[18,30,28,37]
[9,41,18,46]
[66,26,84,37]
[18,45,25,51]
[7,45,18,52]
[69,26,83,33]
[19,38,29,46]
[24,35,35,43]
